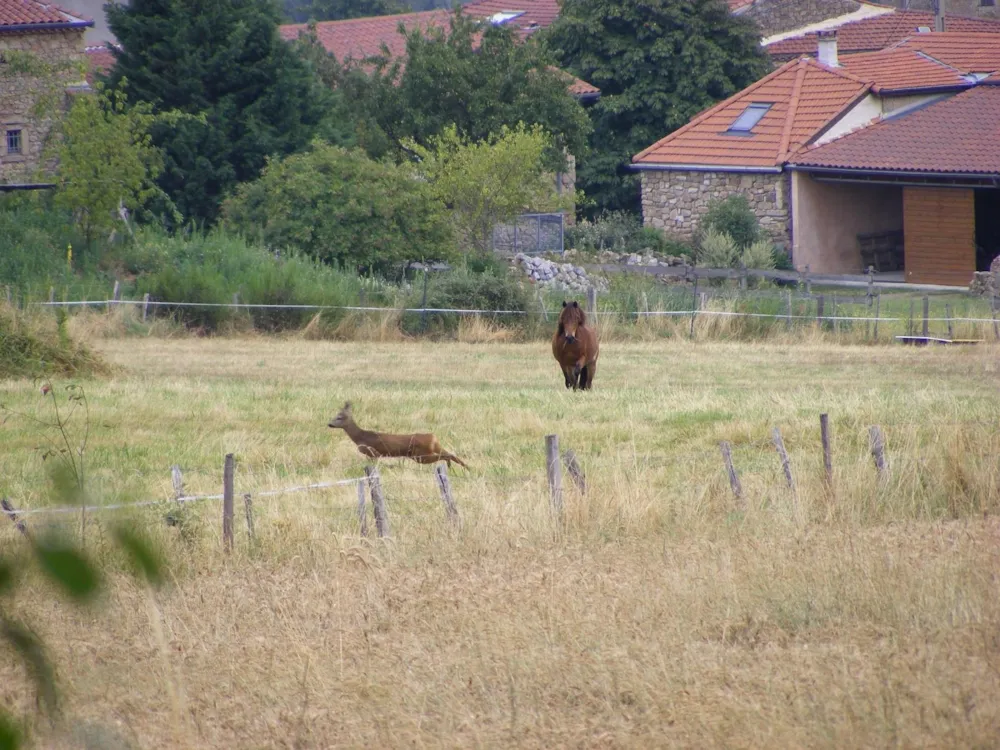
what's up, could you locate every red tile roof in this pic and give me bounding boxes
[767,10,1000,60]
[0,0,92,28]
[279,10,450,63]
[461,0,560,34]
[84,43,114,83]
[632,57,871,169]
[789,84,1000,175]
[839,32,1000,92]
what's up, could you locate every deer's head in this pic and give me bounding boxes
[328,402,353,429]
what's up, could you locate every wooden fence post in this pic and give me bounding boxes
[243,493,255,541]
[719,441,743,506]
[434,464,459,525]
[356,478,368,537]
[1,498,30,539]
[4,286,10,305]
[866,265,874,303]
[689,274,699,339]
[873,290,882,342]
[805,265,812,295]
[232,292,240,307]
[142,293,151,323]
[922,296,929,338]
[587,286,598,318]
[223,454,234,553]
[992,295,999,341]
[785,289,792,331]
[816,295,825,328]
[869,426,887,477]
[771,427,795,492]
[171,465,184,499]
[945,303,953,340]
[908,298,914,336]
[108,280,120,313]
[562,450,586,494]
[819,413,833,488]
[545,434,563,516]
[365,466,390,538]
[48,286,55,305]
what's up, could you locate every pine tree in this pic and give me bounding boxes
[105,0,337,224]
[543,0,771,215]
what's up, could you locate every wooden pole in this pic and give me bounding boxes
[873,290,881,342]
[108,280,120,313]
[48,286,55,305]
[805,265,812,295]
[908,298,914,336]
[785,289,792,331]
[922,296,929,338]
[243,493,255,541]
[1,498,30,539]
[587,286,597,318]
[434,465,459,525]
[223,454,234,553]
[365,466,390,538]
[816,294,825,329]
[171,465,184,499]
[689,274,699,339]
[545,434,563,516]
[820,413,833,488]
[562,450,586,494]
[869,426,887,477]
[420,269,429,332]
[142,292,151,323]
[719,441,743,505]
[356,478,368,537]
[946,303,953,340]
[771,427,795,492]
[992,295,999,341]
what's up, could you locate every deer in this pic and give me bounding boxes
[328,402,469,469]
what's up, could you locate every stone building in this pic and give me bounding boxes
[633,32,1000,286]
[0,2,93,183]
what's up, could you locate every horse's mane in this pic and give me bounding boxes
[558,301,587,328]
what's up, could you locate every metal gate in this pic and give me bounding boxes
[491,213,564,256]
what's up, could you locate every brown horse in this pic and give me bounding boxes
[552,300,599,391]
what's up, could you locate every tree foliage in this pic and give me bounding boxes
[284,0,406,23]
[222,141,454,271]
[543,0,771,215]
[407,123,567,254]
[339,11,592,171]
[105,0,339,225]
[53,85,162,244]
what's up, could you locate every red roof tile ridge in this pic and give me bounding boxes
[285,8,448,31]
[777,60,809,162]
[632,58,805,164]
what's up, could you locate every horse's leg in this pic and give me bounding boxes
[582,359,597,390]
[579,365,589,390]
[571,364,582,391]
[561,364,573,389]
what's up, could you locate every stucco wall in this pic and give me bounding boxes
[640,169,790,248]
[742,0,861,36]
[0,29,88,181]
[791,171,903,272]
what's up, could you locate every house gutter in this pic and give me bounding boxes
[787,164,1000,182]
[0,20,94,33]
[630,163,782,173]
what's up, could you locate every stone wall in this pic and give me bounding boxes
[743,0,861,36]
[640,169,791,249]
[0,29,88,181]
[879,0,998,18]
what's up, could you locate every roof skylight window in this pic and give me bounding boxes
[488,10,526,24]
[726,103,772,134]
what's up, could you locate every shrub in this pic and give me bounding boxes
[0,303,107,378]
[567,210,641,254]
[700,195,760,250]
[404,269,529,334]
[740,238,777,271]
[772,246,794,271]
[222,142,456,272]
[695,228,738,269]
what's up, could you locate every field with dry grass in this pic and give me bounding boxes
[2,333,1000,749]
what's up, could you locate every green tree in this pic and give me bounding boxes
[53,85,162,245]
[543,0,770,215]
[339,10,591,172]
[407,123,568,254]
[222,141,454,271]
[104,0,339,225]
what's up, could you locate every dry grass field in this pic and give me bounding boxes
[2,333,1000,749]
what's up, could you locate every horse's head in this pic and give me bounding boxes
[328,401,353,429]
[558,300,586,344]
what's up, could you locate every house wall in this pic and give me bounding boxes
[879,0,998,19]
[903,186,977,285]
[791,171,903,272]
[0,29,89,181]
[742,0,861,36]
[640,169,790,248]
[813,94,882,146]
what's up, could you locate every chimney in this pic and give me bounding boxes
[817,30,839,67]
[934,0,946,32]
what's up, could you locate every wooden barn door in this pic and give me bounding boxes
[903,187,975,286]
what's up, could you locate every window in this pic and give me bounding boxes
[6,129,22,155]
[488,10,525,24]
[726,103,772,134]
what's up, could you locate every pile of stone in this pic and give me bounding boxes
[969,255,1000,296]
[513,253,609,293]
[564,248,689,267]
